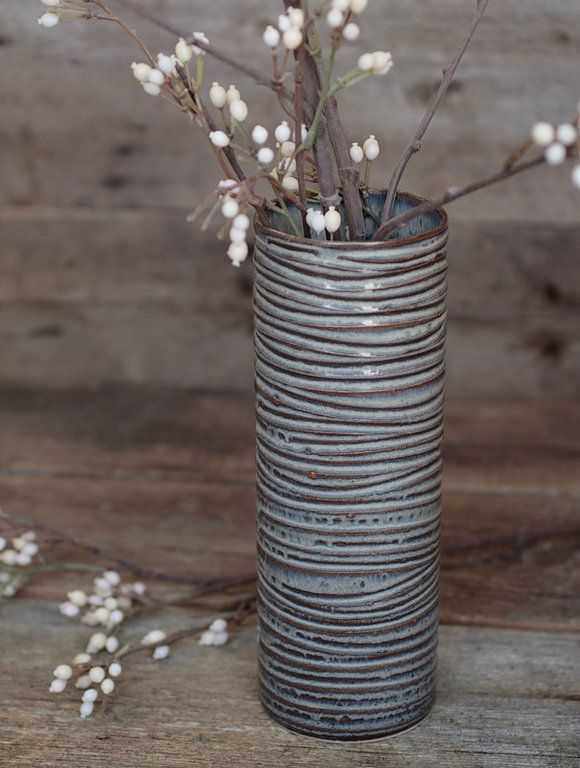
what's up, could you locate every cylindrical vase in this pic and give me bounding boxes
[254,193,448,740]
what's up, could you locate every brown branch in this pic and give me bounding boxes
[325,96,366,240]
[281,9,339,215]
[0,512,255,588]
[286,0,365,238]
[112,0,293,103]
[374,154,546,241]
[118,594,257,660]
[381,0,490,223]
[294,48,309,234]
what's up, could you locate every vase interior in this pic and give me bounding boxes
[264,191,445,243]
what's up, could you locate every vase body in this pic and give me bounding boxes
[254,194,448,741]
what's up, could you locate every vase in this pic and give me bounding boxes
[253,192,448,741]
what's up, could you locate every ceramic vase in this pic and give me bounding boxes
[254,193,448,740]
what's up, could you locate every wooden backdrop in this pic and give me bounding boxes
[1,0,579,399]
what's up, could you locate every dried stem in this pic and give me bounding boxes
[112,0,293,104]
[294,30,340,212]
[381,0,490,223]
[294,49,310,235]
[91,0,155,63]
[325,96,366,240]
[374,154,547,240]
[117,594,257,660]
[0,512,255,588]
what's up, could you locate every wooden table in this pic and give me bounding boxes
[0,387,578,767]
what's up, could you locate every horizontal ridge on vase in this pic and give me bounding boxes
[254,192,449,741]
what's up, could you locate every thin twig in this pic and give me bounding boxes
[117,594,257,660]
[381,0,490,223]
[0,512,255,587]
[374,154,546,240]
[112,0,293,104]
[294,49,309,234]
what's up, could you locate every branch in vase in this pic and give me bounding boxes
[325,95,366,240]
[294,5,366,238]
[295,37,342,213]
[381,0,490,224]
[374,154,546,240]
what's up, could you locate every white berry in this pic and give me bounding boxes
[86,632,107,654]
[49,678,67,694]
[108,662,123,678]
[263,25,280,48]
[350,0,368,12]
[326,8,344,28]
[209,82,227,109]
[80,701,94,719]
[88,666,106,684]
[38,13,59,28]
[343,23,360,41]
[531,121,555,147]
[229,99,248,122]
[257,147,275,165]
[283,28,303,51]
[226,85,240,104]
[310,211,326,234]
[210,618,227,633]
[53,664,73,681]
[75,675,91,690]
[545,142,566,166]
[221,197,240,219]
[209,131,230,148]
[141,629,166,646]
[105,636,119,654]
[153,644,170,660]
[275,121,292,143]
[363,135,380,160]
[82,688,98,703]
[175,38,193,63]
[233,213,250,230]
[556,123,578,147]
[157,54,177,77]
[252,125,269,145]
[371,51,393,75]
[227,241,249,263]
[325,206,342,233]
[142,83,161,97]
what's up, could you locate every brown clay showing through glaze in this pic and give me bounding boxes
[254,193,448,740]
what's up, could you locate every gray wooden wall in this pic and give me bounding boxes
[1,1,579,400]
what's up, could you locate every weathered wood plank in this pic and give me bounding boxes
[2,0,579,221]
[1,473,578,629]
[1,208,579,397]
[0,603,578,767]
[1,390,578,628]
[2,389,580,493]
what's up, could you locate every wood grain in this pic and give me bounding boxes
[1,388,578,628]
[1,207,579,397]
[2,0,579,222]
[0,389,578,762]
[1,606,578,768]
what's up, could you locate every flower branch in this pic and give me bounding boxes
[376,154,546,240]
[381,0,490,224]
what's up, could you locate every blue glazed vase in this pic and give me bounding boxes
[254,193,448,741]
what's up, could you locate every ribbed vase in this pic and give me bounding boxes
[254,193,448,741]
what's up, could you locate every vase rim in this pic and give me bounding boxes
[254,190,448,250]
